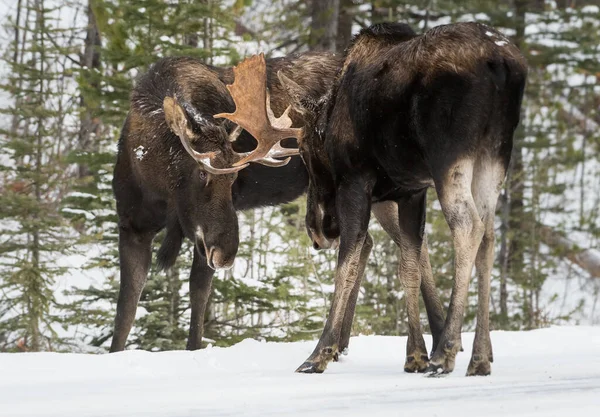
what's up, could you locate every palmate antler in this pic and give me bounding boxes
[214,53,303,168]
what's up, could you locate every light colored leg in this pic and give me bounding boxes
[372,201,445,361]
[429,159,484,374]
[337,233,373,358]
[467,158,505,376]
[296,176,372,373]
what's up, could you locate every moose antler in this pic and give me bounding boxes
[214,53,303,167]
[163,97,248,175]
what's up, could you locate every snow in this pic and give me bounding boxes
[134,145,147,161]
[1,327,599,417]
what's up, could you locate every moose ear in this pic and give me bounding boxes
[164,97,196,139]
[277,70,317,115]
[164,97,222,140]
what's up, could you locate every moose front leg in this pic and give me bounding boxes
[337,233,373,360]
[296,176,373,373]
[110,227,154,352]
[187,249,215,350]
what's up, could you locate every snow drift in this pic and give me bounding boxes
[1,326,599,417]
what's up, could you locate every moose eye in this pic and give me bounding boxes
[199,171,207,181]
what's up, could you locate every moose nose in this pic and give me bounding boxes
[207,247,235,270]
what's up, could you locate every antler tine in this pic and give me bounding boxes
[163,97,248,175]
[214,53,303,168]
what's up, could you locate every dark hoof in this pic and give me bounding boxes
[424,338,461,375]
[295,361,325,374]
[466,355,491,376]
[404,353,430,373]
[424,362,449,377]
[296,345,336,373]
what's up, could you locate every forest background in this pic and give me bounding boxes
[0,0,599,352]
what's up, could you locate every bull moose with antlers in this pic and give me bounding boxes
[110,52,341,352]
[218,22,527,376]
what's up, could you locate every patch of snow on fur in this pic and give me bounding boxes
[495,40,508,46]
[134,145,147,161]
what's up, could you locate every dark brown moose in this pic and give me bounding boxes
[215,52,444,372]
[222,22,527,376]
[110,52,340,352]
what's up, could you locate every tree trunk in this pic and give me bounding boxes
[78,1,102,178]
[371,0,393,24]
[508,0,529,323]
[183,0,200,47]
[336,0,354,52]
[10,0,29,159]
[498,190,510,324]
[30,0,45,352]
[309,0,340,52]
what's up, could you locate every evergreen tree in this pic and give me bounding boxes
[1,0,598,353]
[0,0,77,351]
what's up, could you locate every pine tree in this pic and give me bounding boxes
[0,0,77,351]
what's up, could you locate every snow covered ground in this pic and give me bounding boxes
[1,327,599,417]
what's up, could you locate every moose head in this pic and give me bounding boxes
[163,54,306,269]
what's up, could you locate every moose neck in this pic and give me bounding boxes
[231,151,308,211]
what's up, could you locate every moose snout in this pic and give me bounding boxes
[207,246,235,270]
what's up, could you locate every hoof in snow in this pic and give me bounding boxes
[466,355,491,376]
[296,346,336,373]
[295,361,326,374]
[425,356,456,376]
[333,347,349,362]
[424,362,449,377]
[425,340,460,375]
[404,353,430,373]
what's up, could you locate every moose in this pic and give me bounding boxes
[110,52,341,352]
[218,22,527,376]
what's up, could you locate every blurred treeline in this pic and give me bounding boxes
[0,0,598,352]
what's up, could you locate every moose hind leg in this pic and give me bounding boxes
[187,249,215,350]
[372,200,445,360]
[393,191,430,372]
[110,227,154,352]
[418,234,445,354]
[428,159,484,374]
[467,159,504,376]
